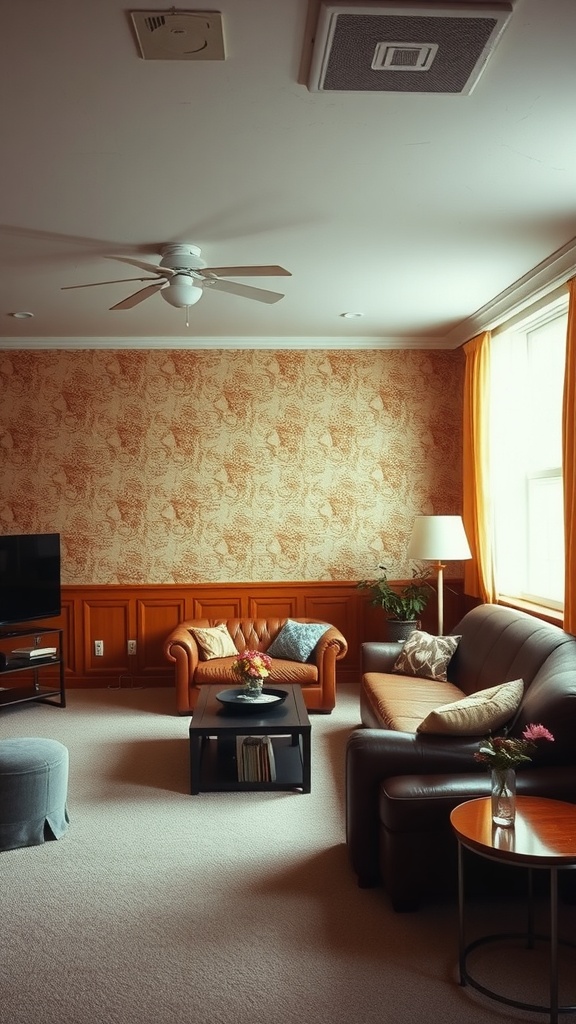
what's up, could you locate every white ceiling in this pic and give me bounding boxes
[2,0,576,349]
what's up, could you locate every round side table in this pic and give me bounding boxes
[450,795,576,1024]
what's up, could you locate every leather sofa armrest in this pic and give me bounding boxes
[361,641,403,673]
[307,626,347,713]
[314,625,348,664]
[345,728,482,887]
[163,623,201,714]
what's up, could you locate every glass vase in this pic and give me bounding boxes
[242,677,264,700]
[491,767,516,827]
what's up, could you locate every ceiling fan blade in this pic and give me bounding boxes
[207,278,284,304]
[202,265,291,278]
[106,255,174,276]
[62,276,161,291]
[110,282,165,310]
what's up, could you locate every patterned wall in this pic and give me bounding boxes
[0,348,464,584]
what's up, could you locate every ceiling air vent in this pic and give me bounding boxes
[307,2,513,94]
[130,10,226,61]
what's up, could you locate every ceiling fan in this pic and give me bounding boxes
[61,243,291,310]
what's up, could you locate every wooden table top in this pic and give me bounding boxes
[190,683,310,732]
[450,796,576,867]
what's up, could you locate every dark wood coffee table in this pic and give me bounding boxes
[451,796,576,1024]
[188,683,311,795]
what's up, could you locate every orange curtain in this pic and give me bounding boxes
[462,330,497,602]
[563,279,576,634]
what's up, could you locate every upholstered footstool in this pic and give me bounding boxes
[0,737,70,851]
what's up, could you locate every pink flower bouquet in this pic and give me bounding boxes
[475,723,554,772]
[231,649,272,686]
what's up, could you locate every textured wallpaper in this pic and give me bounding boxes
[0,348,464,584]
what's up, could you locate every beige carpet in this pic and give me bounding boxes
[2,684,575,1024]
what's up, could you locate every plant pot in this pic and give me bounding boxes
[386,619,420,643]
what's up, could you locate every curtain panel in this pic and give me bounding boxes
[462,331,497,603]
[563,278,576,635]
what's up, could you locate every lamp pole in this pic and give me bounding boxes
[434,560,446,635]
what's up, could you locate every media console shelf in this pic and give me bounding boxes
[0,626,66,709]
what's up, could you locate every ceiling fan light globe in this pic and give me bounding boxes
[161,278,203,308]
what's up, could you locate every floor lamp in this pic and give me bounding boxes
[407,516,472,635]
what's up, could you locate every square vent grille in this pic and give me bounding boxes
[308,3,513,93]
[130,10,225,61]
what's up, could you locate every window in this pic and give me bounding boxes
[490,299,567,610]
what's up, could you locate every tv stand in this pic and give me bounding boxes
[0,626,66,709]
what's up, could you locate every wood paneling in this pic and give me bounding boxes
[48,580,466,691]
[191,596,244,620]
[83,598,132,674]
[136,598,187,676]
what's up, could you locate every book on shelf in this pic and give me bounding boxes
[235,735,276,782]
[11,646,58,659]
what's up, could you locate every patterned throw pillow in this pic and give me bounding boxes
[392,629,461,682]
[266,620,330,662]
[188,624,237,660]
[417,678,525,735]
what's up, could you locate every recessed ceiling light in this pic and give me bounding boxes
[340,311,364,319]
[10,311,35,319]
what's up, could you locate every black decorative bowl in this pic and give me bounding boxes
[215,687,288,715]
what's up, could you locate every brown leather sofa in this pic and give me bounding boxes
[164,617,348,714]
[346,604,576,910]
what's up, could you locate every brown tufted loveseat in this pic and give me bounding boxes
[163,617,348,715]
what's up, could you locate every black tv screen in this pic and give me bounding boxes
[0,533,61,628]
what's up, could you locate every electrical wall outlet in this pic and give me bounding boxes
[94,640,104,657]
[127,640,137,656]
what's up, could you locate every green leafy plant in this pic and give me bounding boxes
[357,564,433,621]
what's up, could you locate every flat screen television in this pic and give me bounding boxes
[0,533,61,629]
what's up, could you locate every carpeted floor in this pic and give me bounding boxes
[1,683,575,1024]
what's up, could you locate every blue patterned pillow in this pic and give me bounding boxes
[267,620,330,662]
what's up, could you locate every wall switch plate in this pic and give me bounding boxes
[94,640,104,656]
[127,640,137,656]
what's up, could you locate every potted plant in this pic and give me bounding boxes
[357,564,433,641]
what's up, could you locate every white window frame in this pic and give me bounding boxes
[490,295,567,612]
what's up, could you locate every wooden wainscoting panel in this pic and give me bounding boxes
[58,581,467,690]
[191,595,244,620]
[83,598,132,675]
[136,597,186,677]
[248,594,299,620]
[303,592,358,655]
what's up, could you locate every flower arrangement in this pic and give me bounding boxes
[474,723,554,772]
[231,649,272,687]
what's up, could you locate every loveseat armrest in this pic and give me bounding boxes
[314,625,348,664]
[305,625,348,712]
[163,623,203,714]
[345,728,482,887]
[361,641,403,673]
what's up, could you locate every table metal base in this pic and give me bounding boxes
[458,845,576,1023]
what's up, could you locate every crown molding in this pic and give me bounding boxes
[443,235,576,348]
[0,335,449,351]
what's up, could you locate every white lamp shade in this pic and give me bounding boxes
[161,276,203,308]
[407,515,472,562]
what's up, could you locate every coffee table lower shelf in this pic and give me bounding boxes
[194,734,306,793]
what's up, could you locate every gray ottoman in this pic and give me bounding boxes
[0,737,70,851]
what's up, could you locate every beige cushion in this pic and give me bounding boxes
[188,624,237,660]
[393,629,461,682]
[416,678,525,736]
